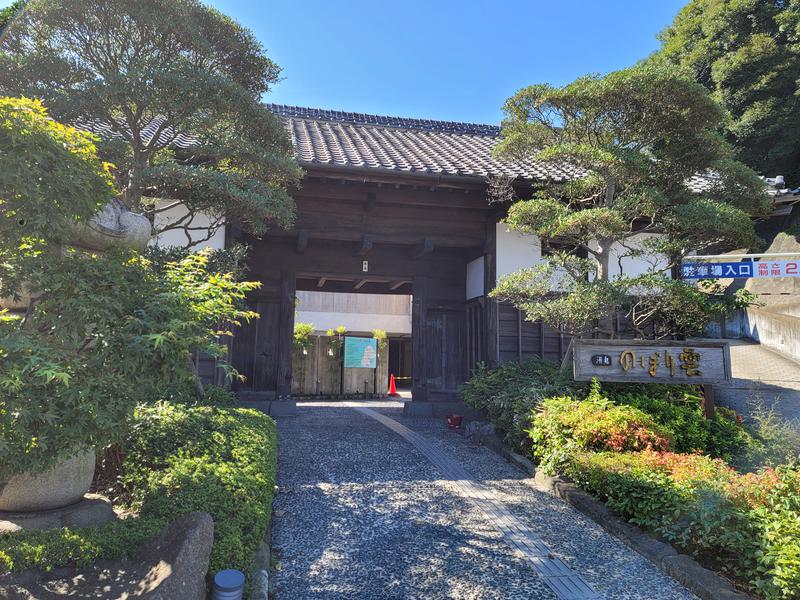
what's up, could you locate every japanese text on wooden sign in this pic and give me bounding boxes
[573,340,731,384]
[343,336,377,369]
[681,260,800,279]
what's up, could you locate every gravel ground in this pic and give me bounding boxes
[271,401,698,600]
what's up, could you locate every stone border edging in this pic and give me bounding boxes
[479,434,752,600]
[248,516,273,600]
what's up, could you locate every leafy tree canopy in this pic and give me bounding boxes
[0,0,302,246]
[654,0,800,184]
[0,0,25,33]
[0,96,115,285]
[492,64,767,337]
[0,249,259,481]
[0,98,261,480]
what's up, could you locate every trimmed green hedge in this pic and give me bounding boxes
[463,358,752,461]
[0,400,278,589]
[607,390,751,462]
[567,451,800,599]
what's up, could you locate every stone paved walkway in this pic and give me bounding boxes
[271,401,698,600]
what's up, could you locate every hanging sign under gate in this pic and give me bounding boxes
[573,339,731,384]
[343,336,377,369]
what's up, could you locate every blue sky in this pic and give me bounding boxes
[211,0,687,123]
[2,0,688,124]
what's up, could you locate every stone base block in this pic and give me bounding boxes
[402,401,481,419]
[1,512,213,600]
[268,400,298,417]
[238,398,298,417]
[0,494,116,534]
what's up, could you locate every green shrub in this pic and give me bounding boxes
[123,403,278,577]
[145,382,237,408]
[0,403,277,593]
[567,450,800,599]
[607,390,751,461]
[735,399,800,468]
[0,517,166,575]
[461,359,584,451]
[529,384,671,473]
[201,384,237,407]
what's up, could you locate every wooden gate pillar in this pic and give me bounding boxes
[483,220,499,367]
[276,270,295,400]
[411,276,428,401]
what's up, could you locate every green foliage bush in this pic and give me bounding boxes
[529,384,672,474]
[567,451,800,599]
[734,399,800,469]
[461,359,583,451]
[463,358,755,462]
[607,390,750,462]
[0,96,114,257]
[0,250,259,482]
[0,403,278,592]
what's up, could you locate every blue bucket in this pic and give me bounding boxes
[212,569,245,600]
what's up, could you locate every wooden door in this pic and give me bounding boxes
[424,308,467,397]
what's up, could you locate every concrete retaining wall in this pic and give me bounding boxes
[745,307,800,364]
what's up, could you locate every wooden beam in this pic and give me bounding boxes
[410,238,434,260]
[389,280,411,291]
[354,235,373,257]
[701,384,716,420]
[317,277,327,288]
[296,230,309,253]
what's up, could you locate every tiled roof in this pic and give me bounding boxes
[266,104,586,182]
[687,173,800,201]
[78,116,197,149]
[266,104,501,137]
[75,105,800,203]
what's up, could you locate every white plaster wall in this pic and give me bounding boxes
[495,223,544,279]
[494,224,669,290]
[590,233,670,279]
[466,256,484,300]
[150,202,226,249]
[295,291,412,335]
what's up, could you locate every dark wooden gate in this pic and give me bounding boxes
[424,307,467,397]
[230,270,295,399]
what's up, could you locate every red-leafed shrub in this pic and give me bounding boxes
[528,383,671,474]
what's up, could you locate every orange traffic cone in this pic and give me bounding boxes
[388,373,399,396]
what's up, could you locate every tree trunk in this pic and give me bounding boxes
[187,354,205,400]
[121,150,148,212]
[595,238,612,281]
[594,239,614,337]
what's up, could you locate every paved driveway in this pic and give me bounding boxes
[271,401,697,600]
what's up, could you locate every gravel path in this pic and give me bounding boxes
[271,401,698,600]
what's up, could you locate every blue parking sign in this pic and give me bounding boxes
[681,262,753,279]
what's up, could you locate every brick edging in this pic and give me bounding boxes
[479,434,752,600]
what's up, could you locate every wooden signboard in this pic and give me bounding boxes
[573,339,732,384]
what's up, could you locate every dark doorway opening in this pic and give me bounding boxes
[388,338,413,390]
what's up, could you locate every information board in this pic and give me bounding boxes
[681,260,800,279]
[343,336,377,369]
[573,340,731,384]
